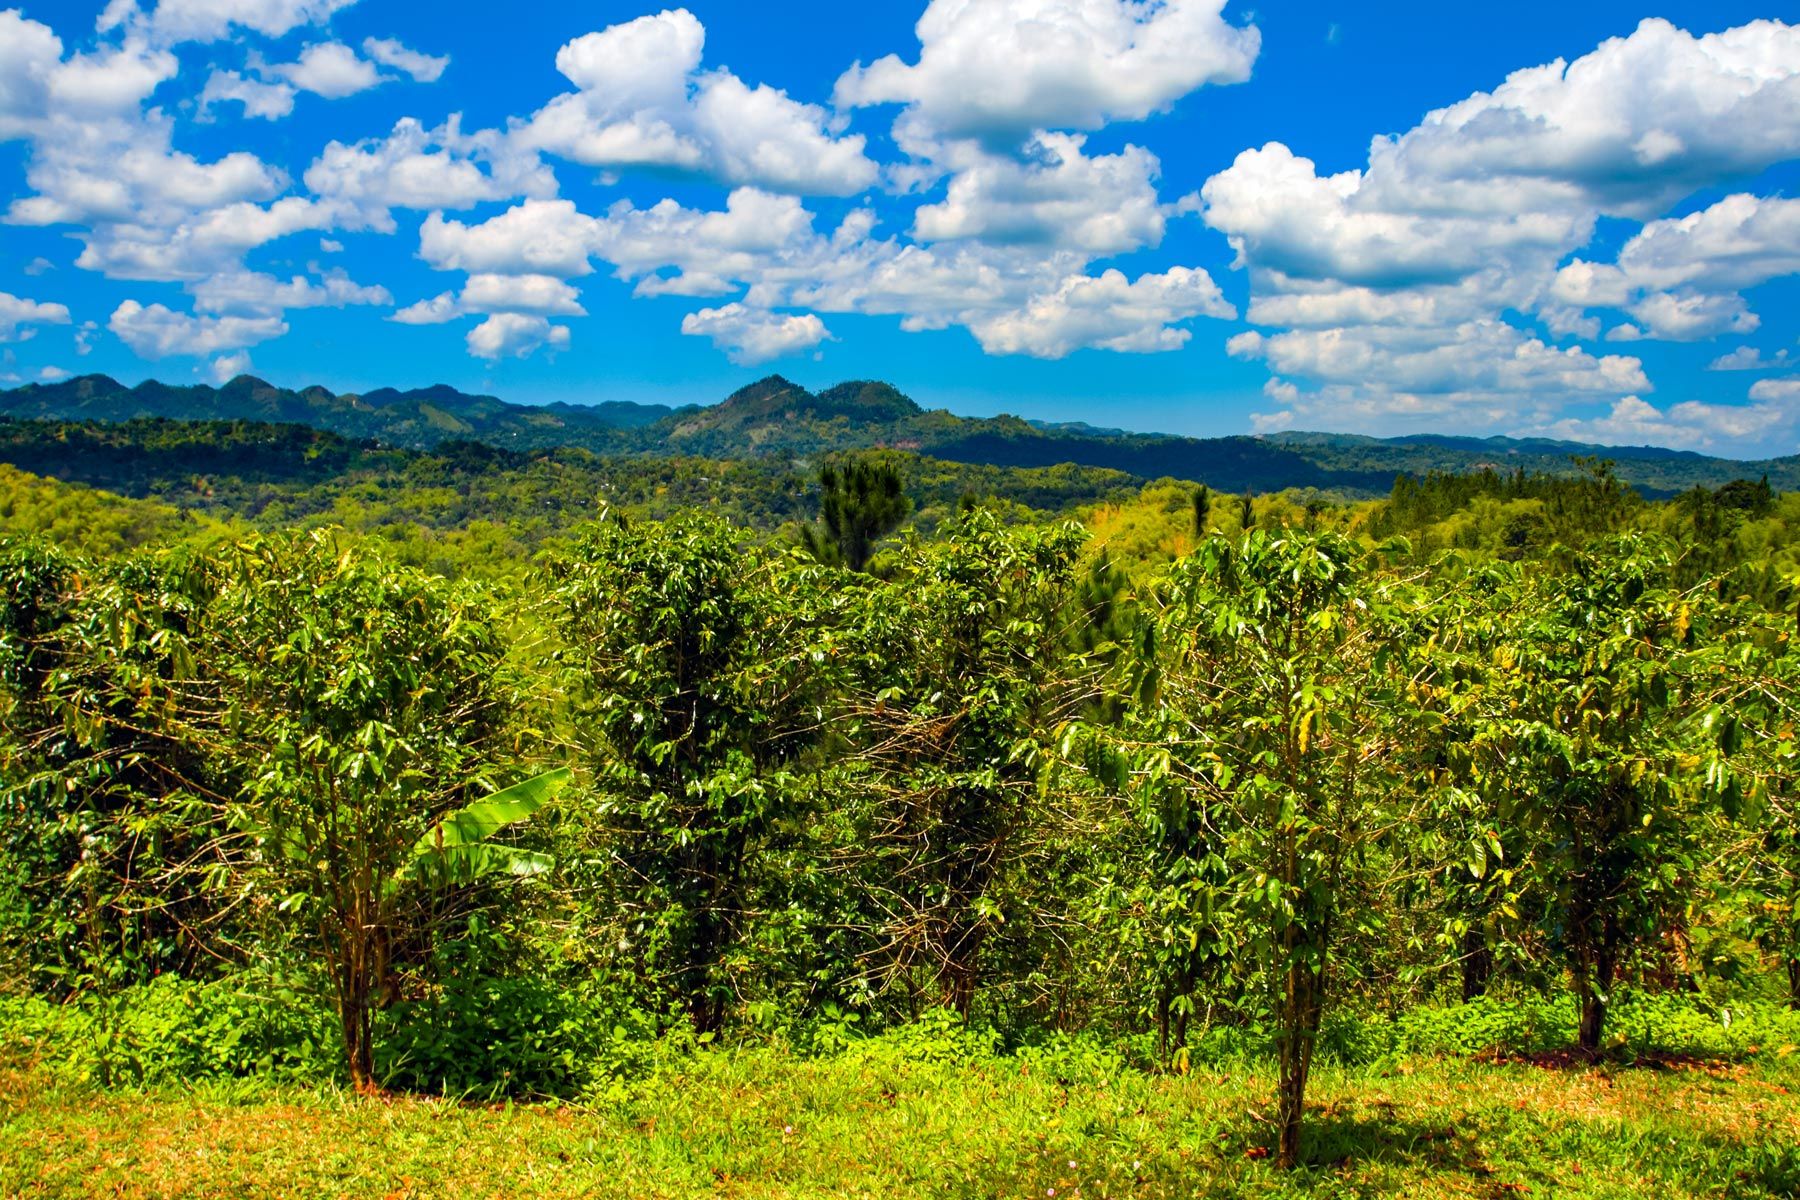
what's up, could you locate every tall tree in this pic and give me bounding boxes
[206,532,553,1089]
[1460,536,1730,1052]
[1126,530,1424,1166]
[549,512,838,1032]
[0,542,235,1021]
[839,512,1091,1015]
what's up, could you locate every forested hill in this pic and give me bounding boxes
[0,372,683,450]
[5,372,1794,496]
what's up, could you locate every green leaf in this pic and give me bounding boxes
[404,767,571,885]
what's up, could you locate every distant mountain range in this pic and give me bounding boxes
[3,373,1792,497]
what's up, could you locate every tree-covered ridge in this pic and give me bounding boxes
[0,416,1140,535]
[8,373,1794,496]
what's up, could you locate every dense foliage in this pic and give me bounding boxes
[4,417,1800,1168]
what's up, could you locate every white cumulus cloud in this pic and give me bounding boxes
[1709,346,1790,371]
[680,303,831,365]
[305,116,556,228]
[99,0,358,46]
[910,134,1169,255]
[108,299,287,358]
[361,37,448,83]
[466,313,569,360]
[0,292,73,343]
[209,350,253,383]
[1552,194,1800,340]
[270,42,382,99]
[967,267,1233,357]
[188,269,391,316]
[835,0,1259,142]
[200,69,296,119]
[1200,18,1800,441]
[521,8,877,196]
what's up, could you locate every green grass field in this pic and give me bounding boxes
[4,1046,1798,1199]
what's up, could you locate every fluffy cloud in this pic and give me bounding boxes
[420,199,602,278]
[680,303,831,364]
[408,184,1238,363]
[269,42,382,99]
[1552,194,1800,339]
[419,188,828,292]
[521,8,877,196]
[361,37,448,83]
[458,273,586,316]
[1,13,286,257]
[391,292,460,326]
[1204,143,1586,291]
[209,350,253,383]
[910,134,1168,255]
[200,69,296,119]
[188,269,391,316]
[201,39,444,120]
[835,0,1259,141]
[595,188,826,295]
[98,0,358,45]
[1709,346,1791,371]
[967,267,1233,357]
[1226,320,1650,433]
[1529,390,1800,453]
[466,313,569,360]
[1354,19,1800,221]
[1619,290,1756,341]
[73,197,338,282]
[389,275,586,324]
[304,117,555,227]
[108,299,287,358]
[0,10,63,140]
[1749,377,1800,404]
[1201,18,1800,437]
[0,292,73,343]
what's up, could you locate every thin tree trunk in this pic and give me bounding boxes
[943,921,986,1017]
[1786,951,1798,1010]
[1575,940,1615,1056]
[1461,925,1492,1002]
[333,914,378,1092]
[1276,955,1326,1168]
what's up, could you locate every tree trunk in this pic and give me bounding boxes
[1276,954,1326,1169]
[342,991,374,1091]
[1575,942,1616,1056]
[1786,952,1799,1011]
[1460,926,1492,1002]
[332,913,379,1092]
[943,920,986,1017]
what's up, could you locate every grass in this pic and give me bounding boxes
[3,1044,1799,1198]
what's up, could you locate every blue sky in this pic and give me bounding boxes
[1,1,1797,457]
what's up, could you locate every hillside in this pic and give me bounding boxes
[0,417,1142,551]
[4,373,1792,496]
[0,374,682,452]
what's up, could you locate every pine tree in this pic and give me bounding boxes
[802,454,911,572]
[1192,485,1212,538]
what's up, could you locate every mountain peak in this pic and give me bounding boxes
[814,380,922,422]
[720,375,809,408]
